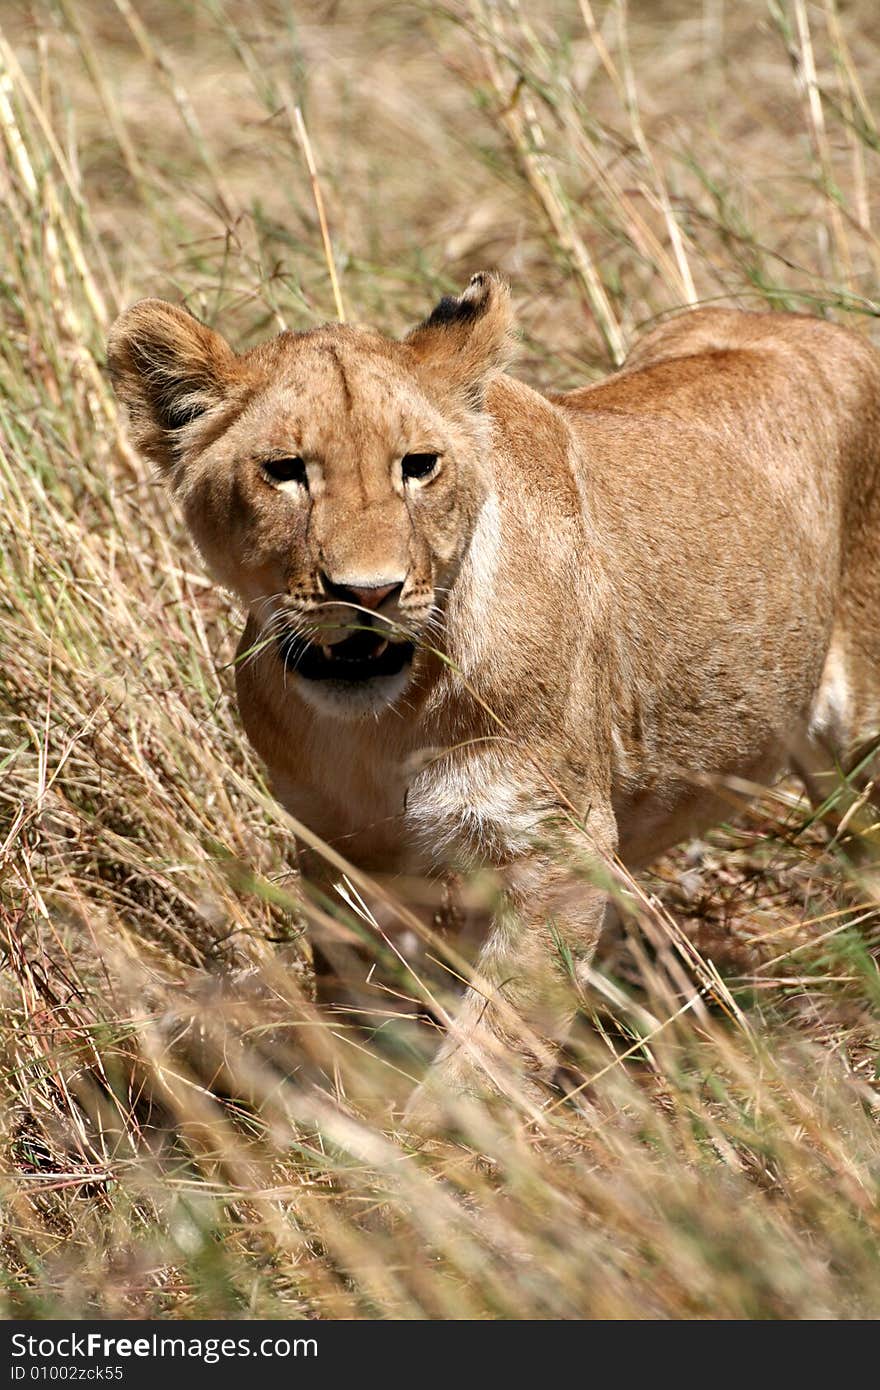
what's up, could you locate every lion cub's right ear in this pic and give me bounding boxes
[107,299,238,474]
[406,272,515,409]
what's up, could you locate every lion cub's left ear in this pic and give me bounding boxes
[406,272,514,407]
[107,299,240,475]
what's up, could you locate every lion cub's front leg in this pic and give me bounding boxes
[403,775,617,1131]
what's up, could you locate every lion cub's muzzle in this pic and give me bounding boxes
[278,574,422,688]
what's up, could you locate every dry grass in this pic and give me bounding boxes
[1,0,880,1319]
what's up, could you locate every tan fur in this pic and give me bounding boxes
[108,277,880,1117]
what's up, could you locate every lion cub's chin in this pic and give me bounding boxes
[292,667,414,721]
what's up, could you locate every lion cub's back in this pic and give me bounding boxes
[560,306,880,557]
[556,308,880,831]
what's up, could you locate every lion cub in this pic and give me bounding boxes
[109,274,880,1119]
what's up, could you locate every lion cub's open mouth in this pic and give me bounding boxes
[279,629,415,684]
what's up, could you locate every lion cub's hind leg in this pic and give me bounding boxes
[811,413,880,825]
[797,634,880,859]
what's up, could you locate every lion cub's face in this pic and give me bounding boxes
[108,274,513,718]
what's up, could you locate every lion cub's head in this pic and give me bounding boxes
[108,273,513,718]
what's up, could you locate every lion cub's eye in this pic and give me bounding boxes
[263,456,308,487]
[401,452,440,482]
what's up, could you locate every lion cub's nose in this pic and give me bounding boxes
[320,574,403,611]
